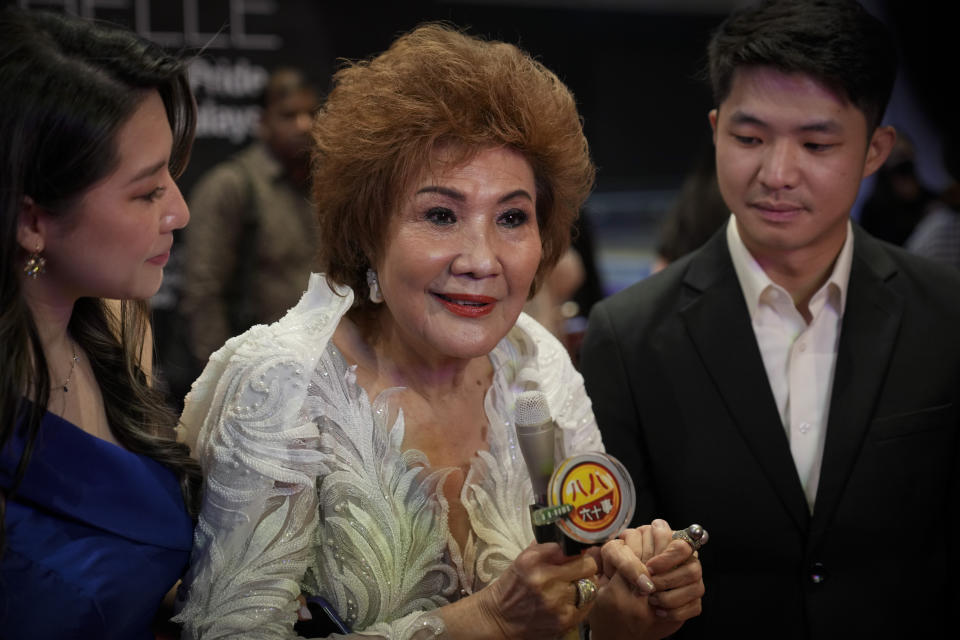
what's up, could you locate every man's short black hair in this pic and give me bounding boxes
[708,0,897,132]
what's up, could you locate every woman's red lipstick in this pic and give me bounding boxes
[433,292,496,318]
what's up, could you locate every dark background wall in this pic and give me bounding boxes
[6,0,955,402]
[7,0,952,279]
[6,1,735,193]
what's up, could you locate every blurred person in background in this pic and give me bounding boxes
[905,140,960,269]
[653,141,730,272]
[181,67,321,366]
[857,129,936,245]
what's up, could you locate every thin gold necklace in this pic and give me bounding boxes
[55,342,80,393]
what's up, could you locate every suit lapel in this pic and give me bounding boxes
[812,227,903,529]
[679,232,811,531]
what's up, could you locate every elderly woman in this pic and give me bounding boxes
[175,24,703,639]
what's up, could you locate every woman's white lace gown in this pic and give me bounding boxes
[175,274,603,639]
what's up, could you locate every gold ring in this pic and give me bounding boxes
[574,578,598,608]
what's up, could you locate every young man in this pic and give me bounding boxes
[580,1,960,637]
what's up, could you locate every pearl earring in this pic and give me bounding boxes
[366,268,383,303]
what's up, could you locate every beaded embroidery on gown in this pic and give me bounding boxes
[175,274,602,639]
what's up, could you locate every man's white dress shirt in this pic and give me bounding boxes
[726,216,853,511]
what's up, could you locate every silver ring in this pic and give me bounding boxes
[574,578,598,608]
[671,523,708,552]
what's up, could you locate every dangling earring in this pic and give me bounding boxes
[23,244,46,279]
[366,268,383,304]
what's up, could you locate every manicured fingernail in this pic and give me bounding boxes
[655,608,668,618]
[638,575,656,593]
[298,604,313,620]
[648,595,661,606]
[652,519,668,529]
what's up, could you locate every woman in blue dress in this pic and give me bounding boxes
[0,8,201,638]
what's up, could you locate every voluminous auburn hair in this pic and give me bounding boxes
[311,22,595,326]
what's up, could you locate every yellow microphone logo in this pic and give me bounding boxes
[561,461,621,532]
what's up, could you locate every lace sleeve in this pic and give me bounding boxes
[174,329,328,639]
[552,360,604,457]
[175,346,450,639]
[174,279,450,640]
[516,313,605,457]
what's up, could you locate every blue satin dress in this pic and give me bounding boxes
[0,410,194,639]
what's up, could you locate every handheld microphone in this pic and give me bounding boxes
[515,391,636,549]
[515,390,556,508]
[515,390,564,545]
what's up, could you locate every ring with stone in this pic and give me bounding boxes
[573,578,598,608]
[671,524,708,552]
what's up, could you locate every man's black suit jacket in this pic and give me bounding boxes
[580,224,959,638]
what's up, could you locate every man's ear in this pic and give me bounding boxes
[708,109,719,144]
[17,195,46,254]
[862,125,896,179]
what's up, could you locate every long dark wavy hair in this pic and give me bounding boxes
[0,8,201,551]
